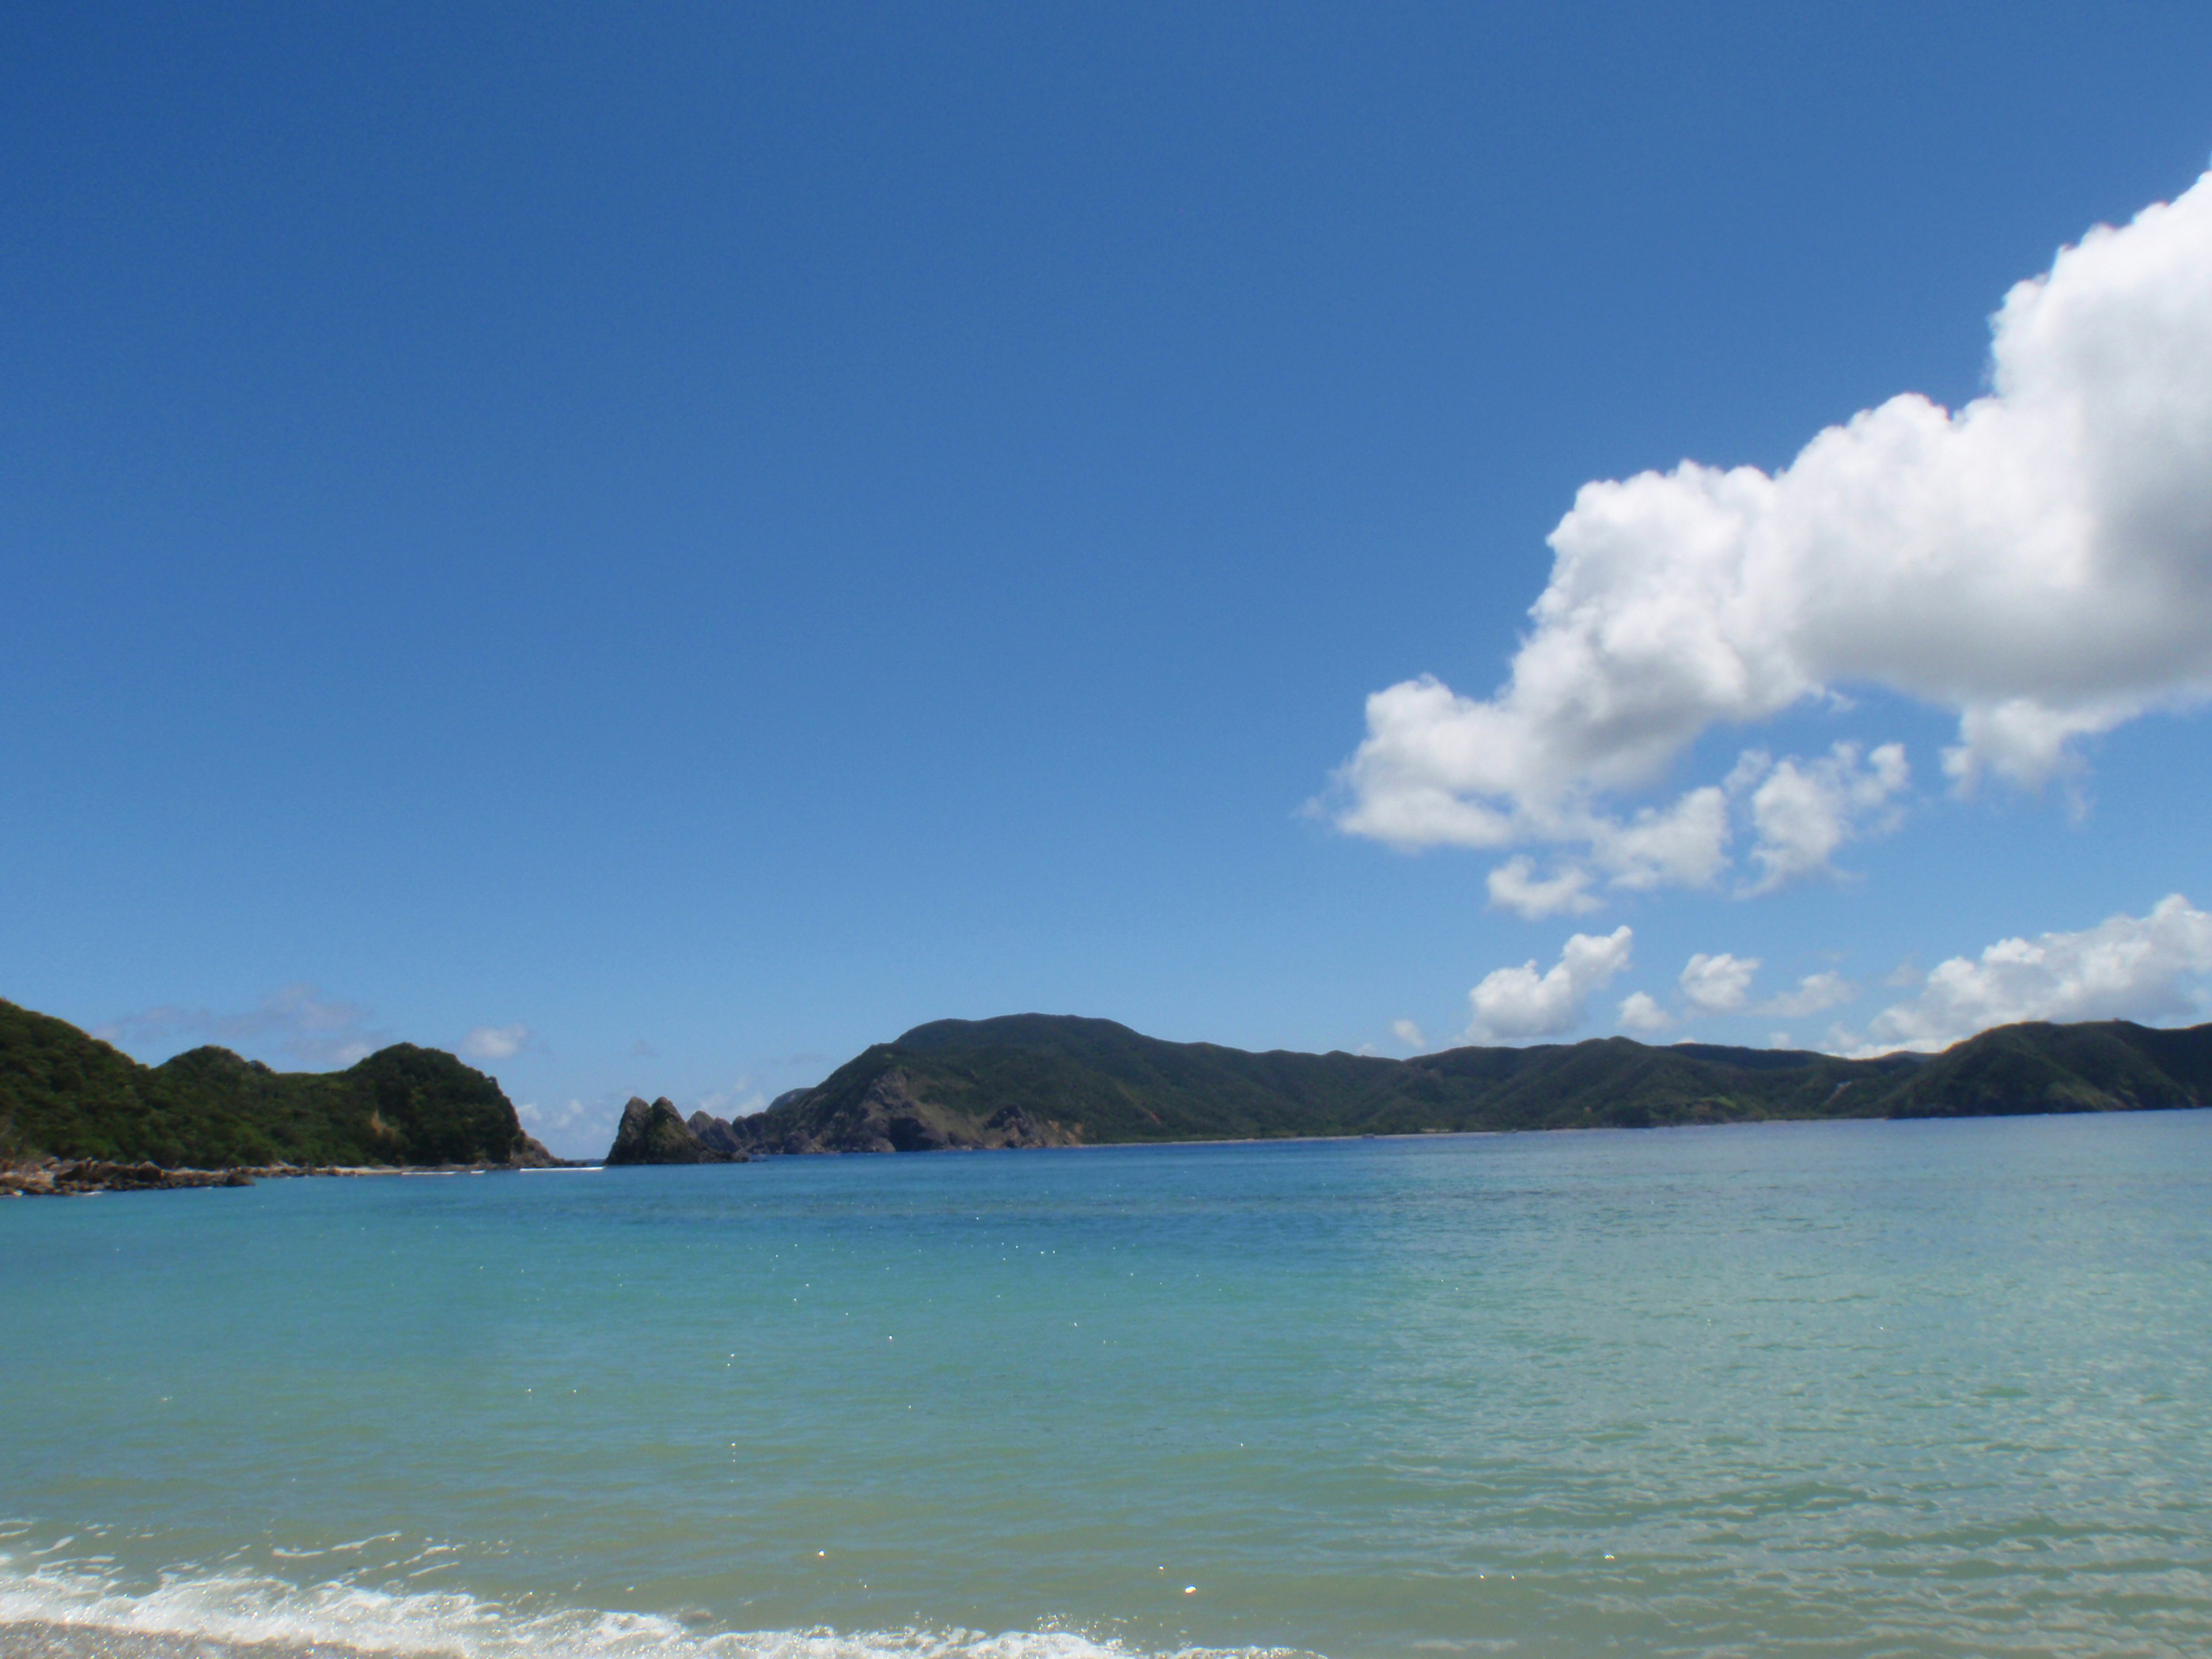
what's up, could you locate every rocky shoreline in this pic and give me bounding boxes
[1,1154,568,1197]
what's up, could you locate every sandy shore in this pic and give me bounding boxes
[0,1622,373,1659]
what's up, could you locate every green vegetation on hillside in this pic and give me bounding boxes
[732,1013,2212,1153]
[1879,1018,2212,1116]
[0,998,541,1168]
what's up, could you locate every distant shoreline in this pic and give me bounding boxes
[20,1101,2212,1192]
[607,1100,2212,1166]
[1,1156,579,1198]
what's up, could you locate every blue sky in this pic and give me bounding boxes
[7,3,2212,1154]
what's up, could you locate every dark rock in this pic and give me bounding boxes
[606,1097,702,1164]
[1,1157,264,1196]
[687,1111,750,1158]
[605,1097,747,1164]
[983,1104,1057,1147]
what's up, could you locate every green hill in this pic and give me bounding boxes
[1882,1020,2212,1116]
[0,998,548,1169]
[729,1013,2212,1153]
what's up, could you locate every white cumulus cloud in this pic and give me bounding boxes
[1679,952,1759,1015]
[1468,926,1634,1041]
[1858,895,2212,1053]
[1331,168,2212,896]
[1618,991,1671,1033]
[1391,1018,1428,1051]
[461,1024,531,1060]
[1740,743,1909,893]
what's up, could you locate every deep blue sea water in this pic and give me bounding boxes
[4,1113,2210,1658]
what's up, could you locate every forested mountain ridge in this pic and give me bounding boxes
[15,994,2206,1173]
[726,1013,2212,1154]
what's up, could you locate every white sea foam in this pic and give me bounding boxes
[0,1556,1307,1659]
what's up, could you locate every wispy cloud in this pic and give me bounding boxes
[94,983,386,1068]
[1679,952,1759,1015]
[695,1078,767,1119]
[461,1024,533,1061]
[1486,857,1600,920]
[1758,971,1857,1020]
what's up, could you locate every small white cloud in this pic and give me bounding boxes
[1758,970,1858,1018]
[1741,742,1909,893]
[518,1098,610,1141]
[1618,991,1671,1033]
[1680,952,1760,1015]
[1468,926,1635,1042]
[1486,856,1601,919]
[1391,1018,1428,1051]
[461,1024,531,1061]
[1768,1032,1795,1049]
[1861,894,2212,1052]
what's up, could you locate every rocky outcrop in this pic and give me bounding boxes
[1,1159,255,1196]
[0,1150,570,1196]
[604,1097,749,1165]
[607,1097,704,1163]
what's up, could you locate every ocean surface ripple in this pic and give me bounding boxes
[4,1113,2209,1658]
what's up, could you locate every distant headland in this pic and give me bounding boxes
[679,1011,2212,1158]
[0,997,558,1194]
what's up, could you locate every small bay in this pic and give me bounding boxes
[4,1111,2209,1658]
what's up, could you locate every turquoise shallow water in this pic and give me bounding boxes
[3,1112,2210,1658]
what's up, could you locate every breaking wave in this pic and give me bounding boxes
[0,1550,1308,1659]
